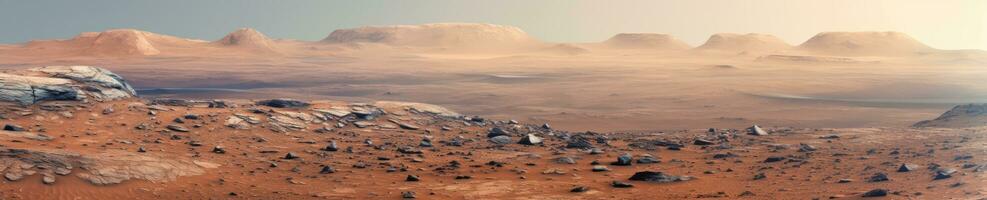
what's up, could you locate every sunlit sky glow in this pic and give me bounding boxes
[1,0,984,50]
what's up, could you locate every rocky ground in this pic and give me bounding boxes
[0,67,984,199]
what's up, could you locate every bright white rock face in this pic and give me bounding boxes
[0,66,136,105]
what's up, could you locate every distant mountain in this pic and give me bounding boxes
[696,33,792,52]
[214,28,278,52]
[602,33,691,50]
[914,104,987,128]
[798,32,934,56]
[321,23,540,50]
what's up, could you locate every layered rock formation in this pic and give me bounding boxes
[0,66,136,105]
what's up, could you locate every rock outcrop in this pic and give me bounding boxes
[0,66,136,105]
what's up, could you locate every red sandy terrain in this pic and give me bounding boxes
[0,23,986,199]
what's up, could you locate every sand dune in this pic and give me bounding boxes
[321,23,540,50]
[695,33,792,53]
[798,32,934,56]
[602,33,691,50]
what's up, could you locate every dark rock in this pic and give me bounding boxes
[897,163,918,172]
[401,191,416,199]
[541,123,551,129]
[747,125,767,136]
[283,152,300,159]
[256,98,310,108]
[489,135,512,145]
[323,141,339,151]
[797,143,817,152]
[611,181,634,188]
[636,156,660,164]
[713,153,736,159]
[487,127,510,138]
[693,139,715,145]
[867,173,889,182]
[933,168,957,180]
[763,156,786,163]
[398,147,423,154]
[419,140,433,147]
[611,154,633,166]
[518,134,542,145]
[3,124,25,132]
[208,100,232,108]
[592,165,610,172]
[351,107,382,120]
[753,173,766,180]
[406,175,420,182]
[628,171,691,183]
[137,146,146,153]
[566,138,593,149]
[570,186,589,192]
[861,189,888,197]
[212,146,226,154]
[555,157,577,164]
[166,124,189,132]
[320,166,335,174]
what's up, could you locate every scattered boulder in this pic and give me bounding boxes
[166,125,190,132]
[517,134,542,145]
[763,156,786,163]
[611,154,633,166]
[487,127,510,138]
[566,137,593,149]
[897,163,918,172]
[797,143,817,152]
[283,152,300,159]
[867,173,889,182]
[323,141,339,151]
[861,189,888,197]
[611,181,634,188]
[747,125,767,136]
[693,139,715,145]
[489,135,512,145]
[3,124,25,132]
[320,166,335,174]
[555,157,576,164]
[933,168,957,180]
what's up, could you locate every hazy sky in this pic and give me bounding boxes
[1,0,984,50]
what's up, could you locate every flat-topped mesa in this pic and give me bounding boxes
[0,66,136,105]
[603,33,692,50]
[321,23,540,50]
[696,33,792,53]
[798,31,934,56]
